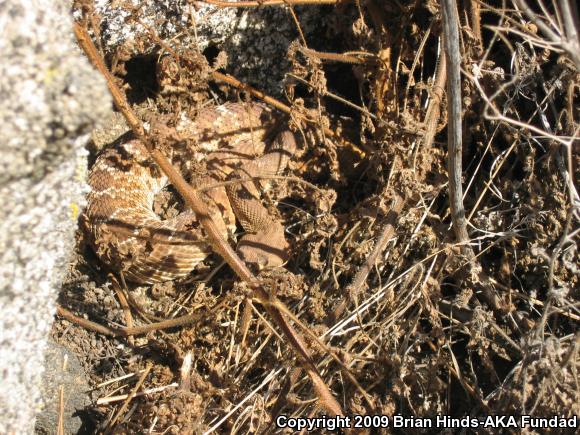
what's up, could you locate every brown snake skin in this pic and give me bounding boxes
[85,103,296,284]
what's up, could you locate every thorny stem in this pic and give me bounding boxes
[71,23,343,417]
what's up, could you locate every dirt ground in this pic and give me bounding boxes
[53,1,578,433]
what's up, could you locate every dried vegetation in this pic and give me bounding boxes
[54,0,578,433]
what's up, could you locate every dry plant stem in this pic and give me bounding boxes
[97,383,179,405]
[442,0,470,250]
[534,210,575,340]
[72,23,343,417]
[560,0,580,66]
[97,370,147,389]
[239,298,253,348]
[441,1,501,311]
[105,363,152,433]
[422,52,447,149]
[421,330,492,411]
[287,73,382,123]
[57,305,116,336]
[286,5,308,47]
[204,368,284,433]
[272,299,376,409]
[111,275,134,345]
[57,303,222,336]
[57,386,65,435]
[299,46,368,64]
[332,195,404,321]
[367,0,393,116]
[180,351,193,389]
[202,0,347,7]
[468,0,483,48]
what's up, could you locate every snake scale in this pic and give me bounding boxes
[85,103,296,284]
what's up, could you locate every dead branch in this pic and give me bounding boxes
[56,301,228,337]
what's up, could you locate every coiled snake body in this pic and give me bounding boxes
[85,103,296,284]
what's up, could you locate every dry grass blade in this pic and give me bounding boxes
[105,363,152,432]
[97,383,179,406]
[56,386,65,435]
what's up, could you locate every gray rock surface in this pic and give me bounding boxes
[0,0,111,433]
[35,340,91,435]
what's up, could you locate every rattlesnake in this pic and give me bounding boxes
[84,103,296,284]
